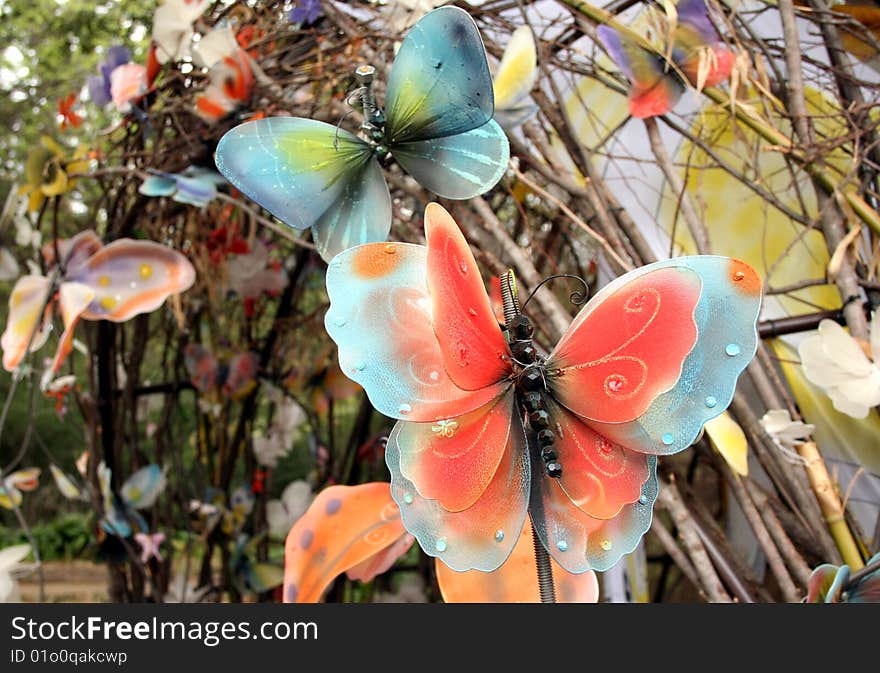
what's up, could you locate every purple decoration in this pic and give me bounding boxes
[288,0,322,26]
[87,45,131,107]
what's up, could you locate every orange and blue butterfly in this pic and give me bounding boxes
[597,0,735,118]
[214,6,509,262]
[324,202,761,573]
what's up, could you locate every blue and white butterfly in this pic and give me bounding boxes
[215,6,509,262]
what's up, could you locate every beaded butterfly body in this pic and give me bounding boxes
[597,0,735,118]
[326,203,761,573]
[215,6,509,262]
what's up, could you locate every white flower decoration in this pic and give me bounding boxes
[760,409,815,449]
[253,384,305,468]
[0,544,31,602]
[798,314,880,419]
[266,480,313,540]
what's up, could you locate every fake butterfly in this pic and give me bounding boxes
[215,6,510,262]
[493,25,539,129]
[325,203,761,573]
[1,230,195,373]
[183,345,259,400]
[0,468,40,510]
[807,552,880,603]
[597,0,735,118]
[49,464,88,501]
[99,463,168,538]
[194,48,255,124]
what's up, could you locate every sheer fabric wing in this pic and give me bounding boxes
[547,265,703,425]
[493,25,538,113]
[325,242,504,422]
[596,25,683,118]
[392,120,509,199]
[384,6,495,144]
[386,392,530,572]
[582,257,762,455]
[530,454,658,573]
[545,398,650,519]
[396,392,513,513]
[424,203,511,390]
[215,117,390,260]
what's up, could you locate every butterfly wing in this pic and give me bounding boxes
[596,25,684,118]
[544,398,650,519]
[325,241,505,422]
[222,352,259,399]
[493,25,539,114]
[424,203,511,391]
[1,274,53,371]
[384,6,495,145]
[66,239,195,322]
[674,0,735,87]
[215,117,391,262]
[49,465,85,501]
[386,390,531,572]
[121,465,167,510]
[283,483,408,602]
[391,119,509,199]
[530,452,658,573]
[548,256,761,455]
[435,519,600,603]
[184,344,219,392]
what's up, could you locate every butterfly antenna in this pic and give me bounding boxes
[333,110,356,151]
[521,274,589,312]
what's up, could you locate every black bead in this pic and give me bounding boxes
[523,391,544,412]
[508,315,534,340]
[541,448,558,462]
[546,462,563,478]
[520,369,544,391]
[511,342,537,363]
[537,428,555,447]
[529,409,550,429]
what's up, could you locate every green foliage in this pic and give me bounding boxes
[0,511,92,560]
[0,0,152,178]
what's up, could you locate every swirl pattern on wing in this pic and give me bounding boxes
[386,392,530,573]
[397,392,513,512]
[547,266,702,424]
[529,453,658,574]
[585,257,761,455]
[546,398,650,520]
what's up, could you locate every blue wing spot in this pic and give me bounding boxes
[557,540,569,552]
[661,433,674,446]
[399,403,412,415]
[435,537,448,552]
[725,343,741,357]
[494,530,505,542]
[300,529,314,550]
[403,492,414,505]
[705,396,718,408]
[325,498,342,515]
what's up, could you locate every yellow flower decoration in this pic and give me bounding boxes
[17,136,90,213]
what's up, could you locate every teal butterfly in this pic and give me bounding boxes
[214,6,509,262]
